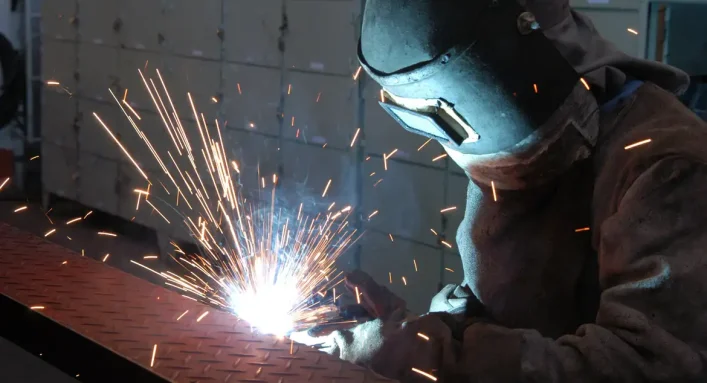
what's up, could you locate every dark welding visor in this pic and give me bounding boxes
[379,89,479,147]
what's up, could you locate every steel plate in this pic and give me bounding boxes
[0,223,393,382]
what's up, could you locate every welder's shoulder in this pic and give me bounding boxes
[592,82,707,214]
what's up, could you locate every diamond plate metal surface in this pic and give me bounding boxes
[0,223,393,382]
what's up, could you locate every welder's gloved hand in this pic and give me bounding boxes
[322,311,460,381]
[345,270,407,320]
[429,284,485,317]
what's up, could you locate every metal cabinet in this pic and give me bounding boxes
[42,0,77,41]
[78,0,121,46]
[78,152,120,215]
[42,91,77,148]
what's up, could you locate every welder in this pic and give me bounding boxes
[319,0,707,381]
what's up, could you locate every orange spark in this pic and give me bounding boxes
[30,155,39,161]
[430,228,438,236]
[122,100,142,120]
[66,217,82,225]
[98,232,117,237]
[491,181,498,202]
[102,253,110,262]
[177,310,189,321]
[441,240,453,249]
[355,286,361,304]
[46,80,60,86]
[14,206,27,213]
[197,311,209,322]
[350,128,361,148]
[0,177,9,190]
[402,276,407,286]
[580,78,591,90]
[30,306,45,310]
[368,210,379,220]
[389,234,394,242]
[44,229,56,237]
[624,139,652,150]
[575,227,591,232]
[322,179,332,197]
[94,113,149,181]
[627,28,638,35]
[418,138,433,151]
[84,210,93,219]
[411,368,437,381]
[432,153,448,162]
[353,66,362,80]
[440,206,457,213]
[417,333,429,341]
[237,83,242,94]
[445,268,454,273]
[150,344,157,367]
[413,259,418,272]
[533,84,538,93]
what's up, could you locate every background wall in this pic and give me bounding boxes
[38,0,704,314]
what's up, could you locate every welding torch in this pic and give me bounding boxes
[291,270,409,346]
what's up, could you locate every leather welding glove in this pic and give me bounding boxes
[322,310,464,382]
[429,283,485,317]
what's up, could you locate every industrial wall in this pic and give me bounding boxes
[40,0,648,314]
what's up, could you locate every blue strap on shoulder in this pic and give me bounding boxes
[600,80,644,113]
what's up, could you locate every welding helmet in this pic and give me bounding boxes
[358,0,584,155]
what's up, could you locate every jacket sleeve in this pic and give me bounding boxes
[445,156,707,382]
